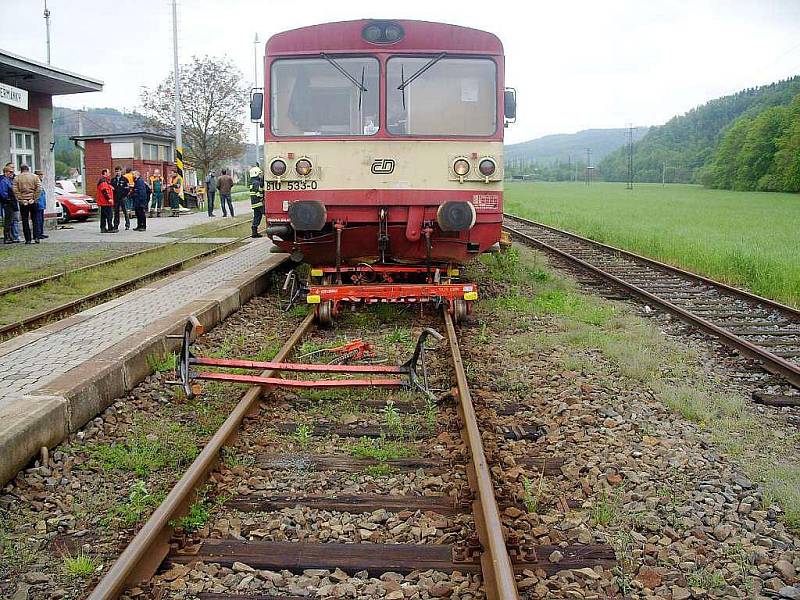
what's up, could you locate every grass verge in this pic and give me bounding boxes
[159,214,250,238]
[0,242,224,328]
[505,181,800,307]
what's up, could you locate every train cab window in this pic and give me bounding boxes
[387,57,497,136]
[271,57,380,136]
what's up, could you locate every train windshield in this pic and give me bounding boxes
[387,57,497,136]
[271,57,380,136]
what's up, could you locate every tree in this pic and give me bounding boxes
[138,55,248,177]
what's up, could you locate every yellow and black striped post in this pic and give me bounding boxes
[173,146,184,216]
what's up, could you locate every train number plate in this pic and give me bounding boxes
[472,194,499,210]
[265,181,319,191]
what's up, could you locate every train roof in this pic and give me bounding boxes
[266,19,503,56]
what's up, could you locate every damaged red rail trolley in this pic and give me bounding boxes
[252,19,516,323]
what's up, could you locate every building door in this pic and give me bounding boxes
[10,130,37,171]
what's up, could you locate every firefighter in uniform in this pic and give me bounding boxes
[249,166,264,238]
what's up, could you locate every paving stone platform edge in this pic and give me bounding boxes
[0,252,289,487]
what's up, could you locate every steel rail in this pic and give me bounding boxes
[504,213,800,319]
[87,312,315,599]
[0,234,250,339]
[503,217,800,388]
[443,309,519,600]
[0,217,249,298]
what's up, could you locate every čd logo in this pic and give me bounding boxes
[370,159,395,174]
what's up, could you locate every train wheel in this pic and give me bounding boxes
[317,300,333,327]
[453,299,468,324]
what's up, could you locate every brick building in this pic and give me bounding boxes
[1,49,102,220]
[71,131,175,201]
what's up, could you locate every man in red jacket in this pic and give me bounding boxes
[97,169,115,233]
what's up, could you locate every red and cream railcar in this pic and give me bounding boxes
[258,19,515,320]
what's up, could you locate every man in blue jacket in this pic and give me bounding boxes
[132,171,149,231]
[0,163,20,244]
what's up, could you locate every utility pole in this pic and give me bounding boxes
[662,161,667,187]
[585,148,591,186]
[77,109,85,191]
[43,1,51,64]
[171,0,184,211]
[253,33,261,170]
[626,123,634,190]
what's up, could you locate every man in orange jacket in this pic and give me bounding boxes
[97,168,115,233]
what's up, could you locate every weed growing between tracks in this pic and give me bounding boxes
[462,244,799,596]
[474,245,800,530]
[0,290,303,598]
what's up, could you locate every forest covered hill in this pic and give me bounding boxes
[600,76,800,185]
[505,128,649,166]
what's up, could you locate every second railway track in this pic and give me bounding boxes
[503,213,800,392]
[86,305,616,599]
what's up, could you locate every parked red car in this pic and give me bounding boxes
[55,188,98,222]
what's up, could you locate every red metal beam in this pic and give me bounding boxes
[195,371,404,388]
[192,356,404,374]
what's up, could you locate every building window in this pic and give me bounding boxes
[143,143,159,160]
[159,145,170,160]
[10,130,36,171]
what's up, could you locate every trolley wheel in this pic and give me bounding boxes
[452,299,468,324]
[317,300,334,327]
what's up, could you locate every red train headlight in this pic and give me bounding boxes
[478,158,497,177]
[270,159,287,176]
[296,158,313,176]
[453,158,471,177]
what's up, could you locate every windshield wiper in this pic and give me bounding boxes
[397,52,447,91]
[398,52,446,110]
[321,53,368,93]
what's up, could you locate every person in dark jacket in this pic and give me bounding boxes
[217,169,234,217]
[249,166,264,238]
[110,166,130,231]
[205,170,217,217]
[132,171,148,231]
[0,163,19,244]
[97,169,115,233]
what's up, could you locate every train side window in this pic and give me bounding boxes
[271,57,380,137]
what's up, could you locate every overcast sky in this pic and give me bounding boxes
[4,0,800,144]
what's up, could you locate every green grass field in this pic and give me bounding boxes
[504,182,800,308]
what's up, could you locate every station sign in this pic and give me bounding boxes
[0,82,28,110]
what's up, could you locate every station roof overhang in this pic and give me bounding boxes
[0,49,103,96]
[71,131,174,143]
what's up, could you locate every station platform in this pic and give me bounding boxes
[0,238,288,486]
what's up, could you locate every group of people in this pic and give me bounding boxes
[203,169,236,218]
[96,166,182,233]
[0,163,48,245]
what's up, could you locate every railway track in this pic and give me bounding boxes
[503,213,800,392]
[0,217,249,298]
[0,223,252,340]
[86,307,615,599]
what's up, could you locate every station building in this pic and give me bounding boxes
[0,49,102,220]
[71,131,175,201]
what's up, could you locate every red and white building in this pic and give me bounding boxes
[0,49,102,220]
[71,131,175,201]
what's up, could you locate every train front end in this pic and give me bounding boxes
[260,20,515,322]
